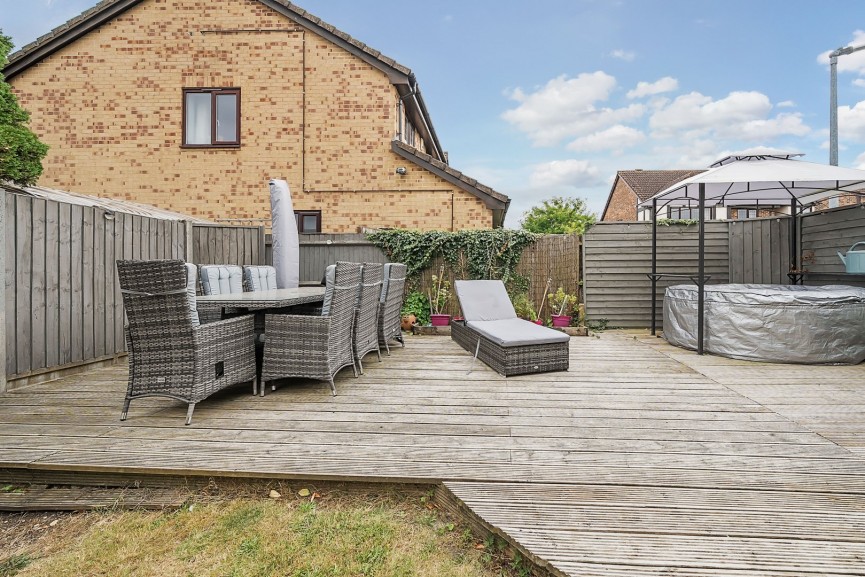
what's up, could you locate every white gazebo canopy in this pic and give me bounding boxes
[639,154,865,208]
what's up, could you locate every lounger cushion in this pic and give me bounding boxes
[200,265,243,295]
[321,264,336,316]
[467,318,569,348]
[454,280,517,321]
[185,263,200,328]
[244,265,278,292]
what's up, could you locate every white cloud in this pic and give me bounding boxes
[649,139,723,168]
[566,125,646,153]
[528,159,603,189]
[777,100,796,108]
[610,49,635,62]
[838,100,865,142]
[502,72,644,146]
[855,151,865,169]
[817,30,865,75]
[627,77,678,99]
[649,91,810,141]
[854,79,865,88]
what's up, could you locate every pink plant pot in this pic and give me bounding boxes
[430,314,451,327]
[533,319,543,325]
[551,315,572,328]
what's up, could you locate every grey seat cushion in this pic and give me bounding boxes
[321,264,336,316]
[200,265,243,295]
[454,280,517,321]
[184,262,200,327]
[467,318,569,347]
[244,265,278,292]
[380,263,393,304]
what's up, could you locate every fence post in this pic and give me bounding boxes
[0,187,6,393]
[184,220,194,263]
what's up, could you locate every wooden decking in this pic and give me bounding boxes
[2,333,865,575]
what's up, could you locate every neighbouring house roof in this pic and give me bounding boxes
[617,169,706,202]
[601,169,705,220]
[391,140,510,228]
[2,182,212,222]
[3,0,445,162]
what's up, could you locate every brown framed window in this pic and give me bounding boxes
[295,210,322,233]
[182,88,240,147]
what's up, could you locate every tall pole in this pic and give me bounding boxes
[650,197,658,336]
[830,53,839,166]
[697,184,705,356]
[828,44,865,166]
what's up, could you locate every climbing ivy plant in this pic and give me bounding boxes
[366,229,539,289]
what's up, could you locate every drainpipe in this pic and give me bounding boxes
[301,30,306,190]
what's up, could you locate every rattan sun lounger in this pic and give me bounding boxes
[452,280,569,376]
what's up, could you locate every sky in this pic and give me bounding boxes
[4,0,865,227]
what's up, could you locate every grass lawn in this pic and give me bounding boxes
[1,482,521,577]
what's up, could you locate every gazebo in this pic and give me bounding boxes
[638,153,865,355]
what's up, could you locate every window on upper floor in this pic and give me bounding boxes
[295,210,322,233]
[183,88,240,147]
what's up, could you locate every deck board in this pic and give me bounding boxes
[2,333,865,576]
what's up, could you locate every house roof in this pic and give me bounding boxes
[601,169,705,221]
[617,170,706,202]
[391,140,510,228]
[3,0,445,161]
[2,182,212,222]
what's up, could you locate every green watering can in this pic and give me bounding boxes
[838,241,865,273]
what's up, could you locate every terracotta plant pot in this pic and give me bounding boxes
[401,314,416,331]
[430,314,451,327]
[551,315,572,328]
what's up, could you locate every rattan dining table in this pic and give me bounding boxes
[196,286,327,383]
[196,286,327,316]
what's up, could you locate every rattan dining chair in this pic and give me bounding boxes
[117,259,257,425]
[261,261,361,396]
[378,263,407,354]
[353,262,383,374]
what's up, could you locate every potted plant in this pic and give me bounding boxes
[428,266,451,326]
[511,292,538,323]
[401,291,430,329]
[549,287,578,327]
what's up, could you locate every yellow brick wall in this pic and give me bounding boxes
[601,178,638,221]
[10,0,493,231]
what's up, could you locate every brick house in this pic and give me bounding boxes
[4,0,510,232]
[601,169,705,221]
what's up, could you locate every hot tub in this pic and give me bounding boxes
[663,284,865,364]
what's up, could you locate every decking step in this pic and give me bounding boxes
[0,485,189,511]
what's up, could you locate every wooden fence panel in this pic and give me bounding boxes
[800,204,865,287]
[191,224,265,266]
[15,196,32,373]
[45,201,60,369]
[58,202,72,366]
[30,199,47,371]
[3,192,199,383]
[728,217,791,285]
[583,222,729,328]
[294,234,388,284]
